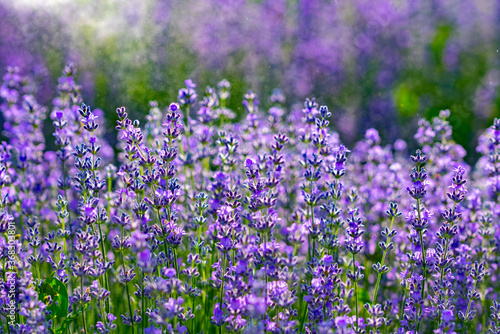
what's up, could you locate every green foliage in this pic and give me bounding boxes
[357,287,370,305]
[394,83,419,117]
[38,276,69,319]
[53,304,89,334]
[431,24,453,66]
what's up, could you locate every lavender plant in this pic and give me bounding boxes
[0,65,499,334]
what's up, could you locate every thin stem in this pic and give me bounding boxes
[191,287,195,334]
[97,222,110,314]
[311,205,316,261]
[415,197,427,334]
[61,160,71,251]
[61,214,67,257]
[372,216,395,305]
[418,230,427,297]
[299,305,308,333]
[219,254,225,305]
[124,278,135,334]
[121,226,135,333]
[197,221,202,256]
[399,286,407,324]
[353,252,358,331]
[263,232,268,309]
[142,273,145,334]
[464,279,478,331]
[173,248,179,275]
[81,276,88,334]
[439,238,451,283]
[219,253,226,334]
[416,198,427,299]
[439,202,457,284]
[416,229,426,334]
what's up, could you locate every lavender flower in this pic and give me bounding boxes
[0,67,499,334]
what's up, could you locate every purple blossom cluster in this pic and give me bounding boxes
[0,65,499,334]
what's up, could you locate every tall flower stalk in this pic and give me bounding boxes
[405,149,430,331]
[372,202,400,305]
[345,206,364,331]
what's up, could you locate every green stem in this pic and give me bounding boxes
[219,253,226,334]
[416,198,427,296]
[81,276,88,334]
[124,278,135,334]
[299,305,308,333]
[464,279,478,329]
[415,197,427,334]
[353,252,358,331]
[372,216,395,305]
[418,230,427,297]
[61,215,67,257]
[439,238,451,284]
[311,205,315,261]
[121,226,135,333]
[191,291,195,334]
[97,223,110,314]
[142,273,145,334]
[173,248,179,275]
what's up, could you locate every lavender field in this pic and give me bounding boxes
[1,0,500,333]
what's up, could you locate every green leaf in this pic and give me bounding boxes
[39,277,69,319]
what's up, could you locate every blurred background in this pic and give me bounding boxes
[1,0,499,162]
